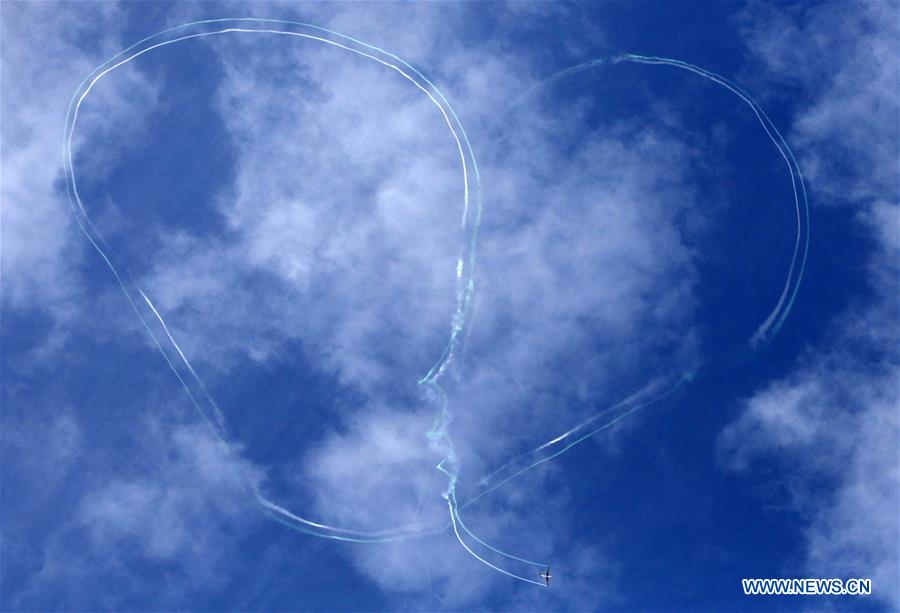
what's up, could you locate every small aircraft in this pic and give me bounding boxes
[540,566,552,586]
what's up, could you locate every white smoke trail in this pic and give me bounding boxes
[65,20,810,586]
[65,18,480,545]
[448,496,547,587]
[464,54,810,516]
[454,501,546,568]
[617,54,810,344]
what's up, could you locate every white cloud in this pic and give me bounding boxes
[0,3,158,351]
[719,308,899,605]
[7,412,266,611]
[738,1,899,206]
[720,4,900,606]
[719,203,898,608]
[79,422,265,562]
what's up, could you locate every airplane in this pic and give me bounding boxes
[540,565,552,586]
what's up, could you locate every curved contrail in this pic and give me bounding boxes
[465,54,809,515]
[64,18,484,546]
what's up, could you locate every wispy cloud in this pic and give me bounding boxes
[5,409,265,611]
[738,1,899,205]
[0,3,161,369]
[720,3,899,606]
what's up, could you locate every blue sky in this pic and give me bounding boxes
[1,2,897,611]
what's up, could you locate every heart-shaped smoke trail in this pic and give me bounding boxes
[65,20,808,588]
